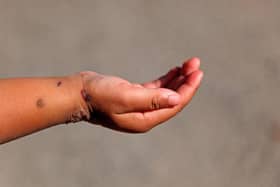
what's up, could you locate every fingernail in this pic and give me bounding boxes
[168,95,180,106]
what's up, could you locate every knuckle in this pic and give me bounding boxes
[133,83,143,88]
[151,96,161,110]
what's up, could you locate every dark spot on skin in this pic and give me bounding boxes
[57,81,62,87]
[80,89,94,113]
[36,98,45,108]
[81,89,91,102]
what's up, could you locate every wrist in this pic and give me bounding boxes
[64,73,91,123]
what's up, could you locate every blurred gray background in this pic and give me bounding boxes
[0,0,280,186]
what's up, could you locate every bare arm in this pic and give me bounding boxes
[0,75,87,143]
[0,58,203,144]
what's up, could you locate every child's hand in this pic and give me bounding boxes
[0,58,202,144]
[80,58,203,133]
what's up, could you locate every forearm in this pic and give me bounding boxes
[0,74,88,144]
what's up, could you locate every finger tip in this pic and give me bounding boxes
[182,57,201,75]
[190,57,201,65]
[167,94,181,106]
[183,57,201,66]
[189,70,204,87]
[196,70,204,79]
[160,89,181,106]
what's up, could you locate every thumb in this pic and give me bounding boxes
[121,87,181,112]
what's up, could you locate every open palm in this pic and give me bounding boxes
[80,58,203,133]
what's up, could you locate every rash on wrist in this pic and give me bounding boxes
[65,73,93,124]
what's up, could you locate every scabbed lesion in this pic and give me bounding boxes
[64,89,93,124]
[66,109,90,124]
[56,81,62,87]
[36,98,45,109]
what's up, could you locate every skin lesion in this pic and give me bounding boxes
[56,81,62,87]
[36,98,45,109]
[81,89,91,103]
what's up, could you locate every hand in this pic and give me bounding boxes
[80,58,203,133]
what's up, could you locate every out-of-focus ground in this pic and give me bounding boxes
[1,0,280,186]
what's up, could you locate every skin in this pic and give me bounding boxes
[0,58,203,144]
